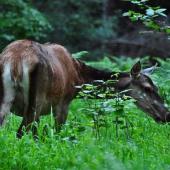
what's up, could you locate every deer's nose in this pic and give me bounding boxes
[165,113,170,122]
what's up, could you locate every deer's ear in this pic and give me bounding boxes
[142,63,157,75]
[131,61,141,78]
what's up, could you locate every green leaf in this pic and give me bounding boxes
[131,1,141,4]
[113,73,119,77]
[83,90,91,93]
[123,12,130,17]
[141,0,149,2]
[165,29,170,34]
[115,105,124,110]
[144,21,160,30]
[107,80,117,83]
[93,80,104,83]
[104,107,115,112]
[119,89,132,94]
[159,13,167,17]
[146,9,154,16]
[155,8,167,13]
[107,94,114,97]
[97,93,106,98]
[72,51,88,59]
[130,17,138,21]
[83,84,93,90]
[84,84,93,86]
[112,110,124,116]
[75,86,82,89]
[86,86,93,90]
[91,112,98,115]
[78,92,84,96]
[150,6,161,10]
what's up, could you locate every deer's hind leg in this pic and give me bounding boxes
[0,63,14,126]
[17,65,48,138]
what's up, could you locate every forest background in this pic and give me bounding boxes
[1,0,170,62]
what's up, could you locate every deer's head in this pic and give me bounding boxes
[129,61,170,124]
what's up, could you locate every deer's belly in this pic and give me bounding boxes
[11,100,58,117]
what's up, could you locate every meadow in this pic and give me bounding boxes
[0,56,170,170]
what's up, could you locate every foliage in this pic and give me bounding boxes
[122,0,170,35]
[72,51,88,59]
[0,0,53,51]
[31,0,120,55]
[86,55,150,71]
[76,78,135,139]
[2,110,170,170]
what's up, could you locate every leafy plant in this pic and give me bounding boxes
[76,75,135,139]
[123,0,170,35]
[0,0,53,51]
[86,55,150,71]
[72,51,88,59]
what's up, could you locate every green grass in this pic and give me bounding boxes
[0,56,170,170]
[0,100,170,170]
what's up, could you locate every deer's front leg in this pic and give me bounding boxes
[53,101,70,132]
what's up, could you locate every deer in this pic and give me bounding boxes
[0,40,169,138]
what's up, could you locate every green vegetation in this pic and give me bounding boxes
[30,0,119,54]
[0,57,170,170]
[0,0,53,51]
[0,0,120,58]
[123,0,170,35]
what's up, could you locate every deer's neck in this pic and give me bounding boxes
[77,60,113,82]
[77,60,131,92]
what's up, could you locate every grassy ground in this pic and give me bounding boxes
[0,99,170,170]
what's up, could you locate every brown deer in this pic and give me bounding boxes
[0,40,169,138]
